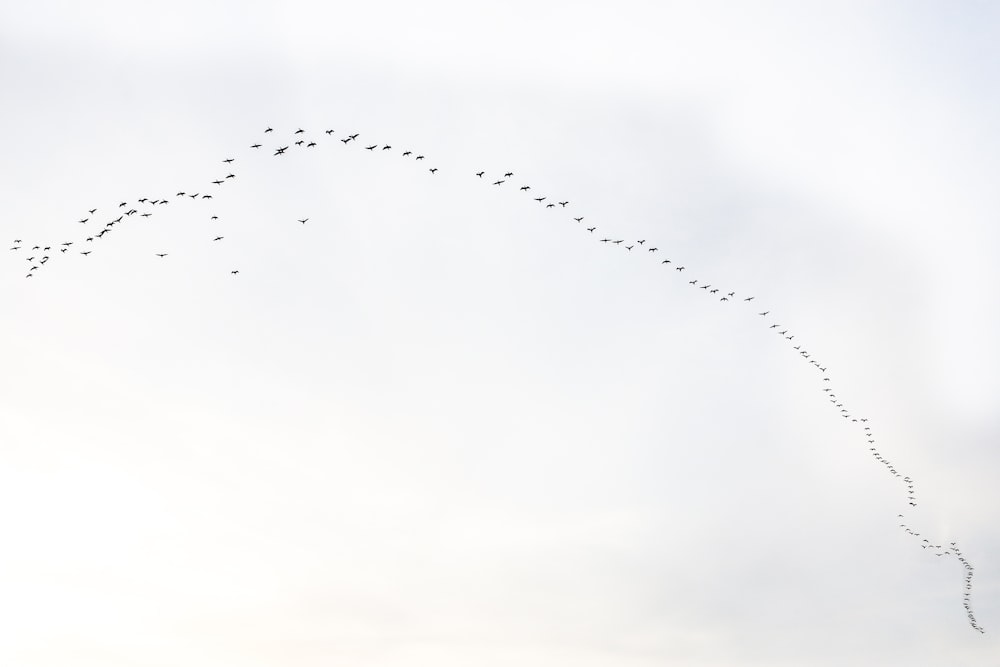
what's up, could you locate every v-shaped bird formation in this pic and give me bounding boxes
[7,125,984,634]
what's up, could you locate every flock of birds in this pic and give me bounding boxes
[8,126,984,634]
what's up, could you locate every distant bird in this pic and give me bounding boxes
[676,266,685,271]
[648,247,658,252]
[212,180,224,185]
[295,140,304,146]
[559,201,568,207]
[759,311,769,316]
[365,145,377,150]
[341,138,351,144]
[294,128,304,134]
[546,203,554,208]
[637,240,645,245]
[226,174,235,179]
[744,296,755,302]
[403,151,412,156]
[689,280,697,285]
[534,197,546,202]
[251,144,261,149]
[298,218,309,224]
[429,168,438,173]
[231,270,239,275]
[223,158,234,163]
[213,236,224,241]
[600,238,611,243]
[325,129,335,134]
[156,253,168,258]
[80,251,91,256]
[349,133,359,140]
[306,142,316,148]
[382,145,391,150]
[625,245,634,251]
[493,180,505,185]
[574,217,584,222]
[78,218,88,224]
[264,127,273,133]
[415,155,425,160]
[88,208,97,214]
[504,172,513,178]
[587,227,596,232]
[476,171,485,177]
[661,259,671,264]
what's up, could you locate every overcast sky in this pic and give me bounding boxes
[2,2,999,665]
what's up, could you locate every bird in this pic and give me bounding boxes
[661,259,671,264]
[520,185,530,191]
[637,240,645,245]
[382,145,391,150]
[625,245,634,251]
[231,270,239,275]
[212,180,225,185]
[403,151,412,156]
[325,129,335,135]
[294,128,304,134]
[600,238,611,243]
[156,253,168,258]
[559,201,568,207]
[744,296,755,302]
[88,208,97,214]
[306,142,317,148]
[534,197,546,202]
[213,236,224,241]
[476,171,485,177]
[78,218,88,224]
[587,227,596,232]
[365,145,377,150]
[349,134,359,140]
[415,155,425,160]
[264,127,273,133]
[648,247,658,252]
[223,158,234,163]
[341,138,351,144]
[80,251,91,256]
[493,180,505,186]
[429,168,438,174]
[574,217,584,222]
[759,311,769,316]
[546,203,555,208]
[504,172,513,177]
[298,218,309,224]
[226,174,235,179]
[676,266,685,271]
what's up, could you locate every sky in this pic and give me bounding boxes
[2,1,999,665]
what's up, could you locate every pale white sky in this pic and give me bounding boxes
[2,2,999,665]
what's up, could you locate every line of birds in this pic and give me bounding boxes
[7,125,984,633]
